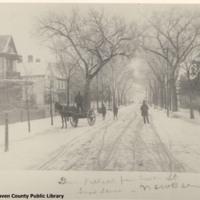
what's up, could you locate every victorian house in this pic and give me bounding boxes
[17,58,67,107]
[0,35,23,110]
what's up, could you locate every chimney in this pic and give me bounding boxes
[36,58,41,62]
[28,55,33,63]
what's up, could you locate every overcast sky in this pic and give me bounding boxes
[0,3,199,63]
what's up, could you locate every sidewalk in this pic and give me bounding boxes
[150,107,200,172]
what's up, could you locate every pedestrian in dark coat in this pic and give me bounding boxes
[113,104,118,120]
[102,103,106,120]
[74,91,83,112]
[140,100,149,124]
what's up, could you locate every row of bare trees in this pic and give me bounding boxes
[142,9,200,118]
[36,7,200,116]
[90,57,135,109]
[36,9,139,110]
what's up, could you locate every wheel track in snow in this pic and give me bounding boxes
[128,106,187,172]
[95,109,138,170]
[129,110,167,171]
[37,110,129,170]
[102,108,142,170]
[37,119,116,170]
[38,107,135,170]
[37,105,191,172]
[64,119,134,171]
[60,109,135,170]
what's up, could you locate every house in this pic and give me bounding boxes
[17,57,67,107]
[0,35,22,109]
[45,62,67,104]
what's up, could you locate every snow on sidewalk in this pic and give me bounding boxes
[0,107,115,170]
[150,107,200,172]
[0,114,96,169]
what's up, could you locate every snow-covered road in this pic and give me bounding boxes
[0,104,199,172]
[37,105,188,172]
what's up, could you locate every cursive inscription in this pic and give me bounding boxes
[120,176,136,185]
[57,173,200,196]
[84,178,116,186]
[58,177,78,185]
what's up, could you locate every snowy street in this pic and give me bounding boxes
[0,104,199,172]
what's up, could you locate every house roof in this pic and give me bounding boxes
[17,61,64,79]
[0,35,18,54]
[17,61,48,76]
[0,35,21,60]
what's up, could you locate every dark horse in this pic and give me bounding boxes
[55,102,77,129]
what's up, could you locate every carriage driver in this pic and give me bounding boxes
[74,91,83,112]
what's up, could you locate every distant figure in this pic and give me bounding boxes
[113,104,118,120]
[74,91,83,112]
[140,100,149,124]
[102,103,106,120]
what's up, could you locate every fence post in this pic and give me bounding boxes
[21,109,23,122]
[5,113,9,152]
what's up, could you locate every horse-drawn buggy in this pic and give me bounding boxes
[55,102,96,128]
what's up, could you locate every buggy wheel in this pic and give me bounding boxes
[70,117,78,127]
[87,109,96,126]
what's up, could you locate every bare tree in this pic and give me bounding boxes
[50,41,78,106]
[181,50,200,118]
[36,9,139,110]
[145,55,167,109]
[142,10,200,111]
[116,69,134,106]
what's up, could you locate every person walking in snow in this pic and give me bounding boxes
[113,104,118,120]
[140,100,149,124]
[102,103,106,120]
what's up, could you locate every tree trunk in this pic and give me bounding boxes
[159,83,165,109]
[112,85,116,108]
[50,89,53,126]
[170,69,178,112]
[83,78,91,111]
[117,87,121,106]
[170,80,178,112]
[112,91,116,107]
[164,84,167,109]
[186,70,194,119]
[166,80,170,117]
[25,88,31,132]
[121,92,124,105]
[66,78,70,107]
[101,83,104,104]
[189,95,194,119]
[148,88,152,106]
[96,75,99,110]
[124,95,126,105]
[108,85,111,109]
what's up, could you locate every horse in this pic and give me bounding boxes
[55,102,78,129]
[54,102,69,128]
